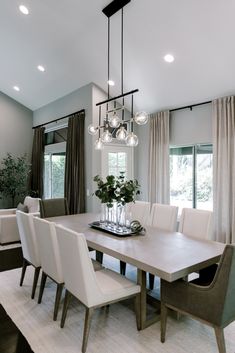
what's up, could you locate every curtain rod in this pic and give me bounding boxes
[170,100,211,113]
[32,109,85,130]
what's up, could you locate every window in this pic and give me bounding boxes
[44,153,66,199]
[170,144,213,213]
[101,144,133,179]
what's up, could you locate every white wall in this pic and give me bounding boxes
[136,103,212,201]
[170,103,212,146]
[0,91,33,207]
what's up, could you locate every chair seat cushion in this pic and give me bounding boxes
[96,268,140,303]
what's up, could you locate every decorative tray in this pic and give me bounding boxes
[89,221,145,237]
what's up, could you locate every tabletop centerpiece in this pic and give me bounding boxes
[93,173,140,234]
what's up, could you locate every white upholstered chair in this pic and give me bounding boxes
[120,200,151,275]
[179,208,213,240]
[179,208,214,283]
[16,211,41,299]
[55,224,141,353]
[148,203,178,289]
[33,217,64,321]
[0,196,40,244]
[149,203,178,231]
[128,200,151,225]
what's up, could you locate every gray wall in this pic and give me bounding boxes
[0,91,33,207]
[33,82,110,212]
[135,103,212,201]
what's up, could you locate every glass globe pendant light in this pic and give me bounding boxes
[125,94,138,146]
[101,129,112,143]
[116,125,127,140]
[88,124,98,135]
[94,137,104,150]
[94,106,104,150]
[109,111,121,128]
[126,132,138,146]
[92,1,149,150]
[134,111,149,125]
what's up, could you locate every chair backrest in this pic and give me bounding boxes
[24,196,40,213]
[207,245,235,327]
[127,201,151,226]
[55,224,102,307]
[150,203,178,231]
[33,217,63,283]
[16,211,40,267]
[40,198,69,218]
[179,208,212,239]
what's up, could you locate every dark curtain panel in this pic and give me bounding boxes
[65,112,85,214]
[30,127,45,198]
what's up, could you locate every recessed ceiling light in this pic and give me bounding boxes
[13,86,20,92]
[107,80,115,86]
[37,65,45,72]
[19,5,29,15]
[164,54,175,63]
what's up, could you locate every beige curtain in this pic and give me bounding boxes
[148,111,170,204]
[212,96,235,243]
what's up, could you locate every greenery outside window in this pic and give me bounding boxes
[44,153,66,199]
[170,144,213,213]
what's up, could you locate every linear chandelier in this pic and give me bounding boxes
[88,0,149,150]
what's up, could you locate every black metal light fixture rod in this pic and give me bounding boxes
[102,0,131,18]
[170,100,211,112]
[32,109,85,129]
[96,88,139,106]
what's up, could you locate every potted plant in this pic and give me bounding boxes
[0,153,31,207]
[93,173,140,230]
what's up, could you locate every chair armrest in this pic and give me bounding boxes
[161,279,223,326]
[0,208,16,215]
[0,214,20,243]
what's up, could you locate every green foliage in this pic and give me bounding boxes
[93,173,140,207]
[0,153,31,207]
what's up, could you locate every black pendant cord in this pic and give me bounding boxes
[98,106,101,138]
[105,17,111,128]
[131,94,134,132]
[121,7,125,122]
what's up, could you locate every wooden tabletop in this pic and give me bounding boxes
[49,213,225,282]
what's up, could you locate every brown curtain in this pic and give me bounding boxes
[30,127,45,198]
[65,112,85,214]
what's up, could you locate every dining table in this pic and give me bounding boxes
[48,213,225,330]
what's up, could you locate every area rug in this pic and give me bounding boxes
[0,266,234,353]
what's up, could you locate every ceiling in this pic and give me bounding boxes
[1,0,235,113]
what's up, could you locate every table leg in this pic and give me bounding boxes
[137,268,146,330]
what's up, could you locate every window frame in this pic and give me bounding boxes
[170,143,213,210]
[101,143,134,179]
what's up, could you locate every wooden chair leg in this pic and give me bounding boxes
[135,294,141,331]
[214,327,226,353]
[38,272,47,304]
[61,290,72,328]
[82,307,94,353]
[53,283,63,321]
[160,302,168,343]
[96,251,103,264]
[149,273,155,290]
[20,258,28,286]
[120,261,126,275]
[31,267,40,299]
